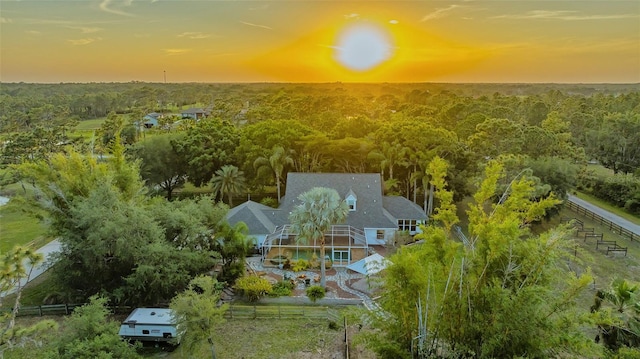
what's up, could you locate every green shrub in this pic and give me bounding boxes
[234,275,272,302]
[260,197,278,208]
[308,253,332,269]
[269,280,295,297]
[292,259,309,272]
[306,285,325,303]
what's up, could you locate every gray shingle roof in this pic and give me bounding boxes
[227,173,430,236]
[277,173,397,229]
[181,108,209,114]
[382,196,428,220]
[226,200,276,234]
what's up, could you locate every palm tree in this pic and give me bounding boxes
[210,165,245,207]
[289,187,348,288]
[592,278,640,349]
[253,146,293,203]
[368,141,409,182]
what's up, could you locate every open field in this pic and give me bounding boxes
[157,317,349,359]
[552,207,640,309]
[74,118,106,131]
[0,203,47,252]
[4,310,368,359]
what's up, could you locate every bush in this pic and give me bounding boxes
[269,280,295,297]
[217,261,245,284]
[260,197,278,208]
[234,275,272,302]
[578,171,640,215]
[306,285,325,303]
[308,253,332,269]
[292,259,309,272]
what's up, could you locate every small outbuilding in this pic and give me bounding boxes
[118,308,178,343]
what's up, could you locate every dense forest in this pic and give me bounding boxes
[1,82,639,358]
[2,82,639,208]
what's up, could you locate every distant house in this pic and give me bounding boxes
[227,173,427,267]
[140,112,161,128]
[181,107,210,120]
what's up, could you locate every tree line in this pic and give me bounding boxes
[3,83,639,207]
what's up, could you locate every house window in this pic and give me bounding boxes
[376,230,385,240]
[334,250,350,263]
[398,220,417,232]
[345,191,357,211]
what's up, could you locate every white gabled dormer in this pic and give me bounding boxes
[345,188,357,211]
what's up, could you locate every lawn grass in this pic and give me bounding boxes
[574,191,640,225]
[159,317,344,359]
[555,206,640,308]
[0,203,48,253]
[4,309,349,359]
[584,163,615,177]
[74,118,106,131]
[6,270,61,306]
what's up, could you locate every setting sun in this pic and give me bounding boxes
[0,1,637,83]
[333,23,394,72]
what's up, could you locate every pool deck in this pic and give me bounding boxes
[245,256,382,311]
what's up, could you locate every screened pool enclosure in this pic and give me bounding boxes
[261,225,369,267]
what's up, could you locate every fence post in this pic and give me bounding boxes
[38,306,42,316]
[65,303,69,315]
[344,316,349,359]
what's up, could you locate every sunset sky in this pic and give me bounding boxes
[1,0,639,83]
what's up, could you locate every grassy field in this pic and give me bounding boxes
[552,206,640,310]
[584,163,616,177]
[73,118,106,131]
[0,205,47,252]
[5,310,354,359]
[158,317,346,359]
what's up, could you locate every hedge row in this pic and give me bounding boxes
[577,172,640,215]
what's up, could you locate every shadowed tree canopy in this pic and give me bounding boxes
[130,132,188,200]
[173,118,240,187]
[15,143,220,305]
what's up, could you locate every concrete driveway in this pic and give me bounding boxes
[3,239,61,295]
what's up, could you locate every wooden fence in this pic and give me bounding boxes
[566,200,639,242]
[5,303,342,321]
[224,304,340,321]
[344,316,350,359]
[3,303,134,317]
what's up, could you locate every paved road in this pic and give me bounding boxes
[4,239,61,295]
[568,194,640,235]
